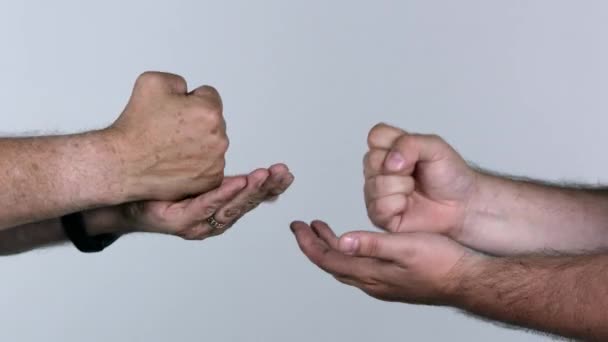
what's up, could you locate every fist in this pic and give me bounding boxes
[109,71,228,201]
[364,123,478,238]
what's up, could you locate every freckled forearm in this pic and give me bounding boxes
[453,254,608,341]
[0,130,126,229]
[461,172,608,255]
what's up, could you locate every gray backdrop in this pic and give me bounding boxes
[1,1,606,341]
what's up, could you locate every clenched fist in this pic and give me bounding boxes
[364,123,478,238]
[107,72,229,202]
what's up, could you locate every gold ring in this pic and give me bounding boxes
[206,216,225,230]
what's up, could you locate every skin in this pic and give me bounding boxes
[363,123,608,255]
[290,122,608,340]
[0,164,293,255]
[0,71,229,230]
[291,221,608,341]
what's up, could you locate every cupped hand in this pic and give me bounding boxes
[290,220,480,305]
[123,164,294,240]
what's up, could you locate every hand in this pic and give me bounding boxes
[120,164,293,240]
[290,221,480,305]
[364,123,478,238]
[106,71,229,202]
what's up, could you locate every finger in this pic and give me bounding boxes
[267,163,294,196]
[363,149,389,179]
[208,165,292,236]
[185,176,247,221]
[367,123,405,149]
[261,163,289,194]
[178,222,213,240]
[310,220,339,249]
[367,194,407,227]
[212,169,270,224]
[334,275,364,288]
[338,231,410,261]
[269,171,295,199]
[222,165,286,212]
[189,85,223,112]
[384,133,448,174]
[364,175,415,202]
[290,221,382,279]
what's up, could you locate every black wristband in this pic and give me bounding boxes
[61,212,120,253]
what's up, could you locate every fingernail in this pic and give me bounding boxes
[339,236,359,255]
[385,151,405,172]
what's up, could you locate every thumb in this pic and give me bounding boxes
[338,231,404,260]
[383,133,447,174]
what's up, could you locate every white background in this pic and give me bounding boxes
[1,1,607,341]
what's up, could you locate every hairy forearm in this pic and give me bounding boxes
[0,207,129,255]
[454,254,608,341]
[0,131,125,230]
[462,172,608,255]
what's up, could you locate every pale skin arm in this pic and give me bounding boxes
[0,132,123,230]
[463,173,608,255]
[364,123,608,256]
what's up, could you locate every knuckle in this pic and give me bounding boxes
[369,200,388,218]
[365,237,380,257]
[196,85,221,98]
[202,173,224,189]
[174,77,188,92]
[216,137,229,153]
[202,205,217,217]
[427,133,444,143]
[223,207,241,219]
[138,71,162,83]
[137,71,186,93]
[363,151,370,167]
[136,71,164,90]
[201,108,224,127]
[367,123,387,145]
[245,198,261,210]
[373,176,386,192]
[192,86,223,110]
[311,245,331,266]
[395,133,414,149]
[368,150,386,172]
[212,158,226,172]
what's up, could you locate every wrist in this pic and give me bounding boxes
[93,128,135,204]
[444,252,492,308]
[66,129,132,207]
[459,171,501,240]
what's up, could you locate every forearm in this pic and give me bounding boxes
[453,253,608,341]
[0,131,125,229]
[0,207,129,255]
[462,172,608,255]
